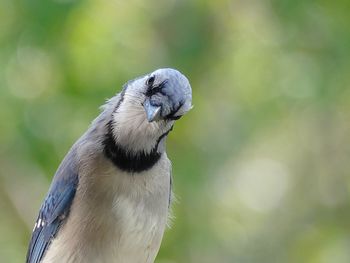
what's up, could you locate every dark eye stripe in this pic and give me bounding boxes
[146,79,168,97]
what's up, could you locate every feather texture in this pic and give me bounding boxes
[26,149,78,263]
[25,68,192,263]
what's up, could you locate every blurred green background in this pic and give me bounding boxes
[1,0,350,262]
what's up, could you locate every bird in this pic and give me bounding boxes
[26,68,192,263]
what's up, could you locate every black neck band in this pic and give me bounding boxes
[103,121,163,173]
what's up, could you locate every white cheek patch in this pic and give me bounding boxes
[112,93,172,154]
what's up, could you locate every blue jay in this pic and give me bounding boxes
[26,68,192,263]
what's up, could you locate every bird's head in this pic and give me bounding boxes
[108,68,192,154]
[142,68,192,122]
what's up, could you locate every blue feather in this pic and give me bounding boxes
[26,150,79,263]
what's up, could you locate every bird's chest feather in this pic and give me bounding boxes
[109,170,170,262]
[42,157,171,263]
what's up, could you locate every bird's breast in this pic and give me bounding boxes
[42,154,171,263]
[102,158,171,262]
[110,194,168,263]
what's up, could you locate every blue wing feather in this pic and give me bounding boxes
[26,150,79,263]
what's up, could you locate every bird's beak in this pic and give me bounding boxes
[143,99,161,122]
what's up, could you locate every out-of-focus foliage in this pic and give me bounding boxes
[1,0,350,262]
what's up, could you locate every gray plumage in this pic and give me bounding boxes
[26,68,192,263]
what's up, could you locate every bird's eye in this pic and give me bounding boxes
[146,75,155,86]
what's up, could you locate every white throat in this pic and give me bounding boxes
[111,92,173,154]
